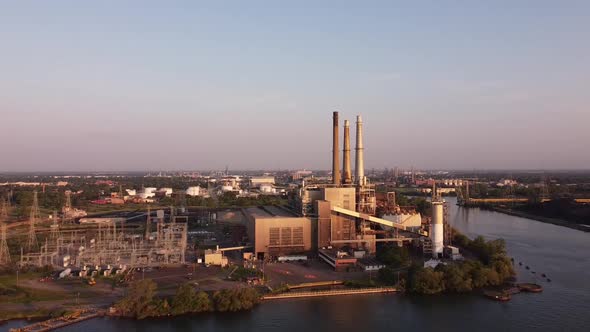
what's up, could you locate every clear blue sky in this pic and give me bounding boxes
[1,1,589,171]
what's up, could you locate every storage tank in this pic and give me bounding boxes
[59,268,71,279]
[260,184,274,193]
[159,187,173,196]
[431,201,444,258]
[186,186,201,196]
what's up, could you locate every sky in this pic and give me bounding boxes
[1,0,589,172]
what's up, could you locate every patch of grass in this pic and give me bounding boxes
[0,286,70,304]
[0,308,52,321]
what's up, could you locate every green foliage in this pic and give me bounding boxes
[193,291,213,312]
[231,267,262,281]
[406,232,515,295]
[117,282,257,318]
[115,279,158,319]
[343,279,377,288]
[437,264,472,292]
[377,245,411,268]
[378,266,399,285]
[171,283,213,315]
[212,288,260,312]
[171,283,197,315]
[410,267,445,294]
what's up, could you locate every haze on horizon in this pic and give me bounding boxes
[1,1,589,172]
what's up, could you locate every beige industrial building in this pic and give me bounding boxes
[245,206,312,259]
[249,176,275,187]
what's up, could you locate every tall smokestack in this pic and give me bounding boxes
[355,115,365,186]
[332,111,341,185]
[342,120,352,184]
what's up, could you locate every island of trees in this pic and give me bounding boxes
[115,280,260,319]
[378,233,515,295]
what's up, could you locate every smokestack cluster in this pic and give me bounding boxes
[332,112,341,185]
[342,120,352,184]
[331,112,366,187]
[355,115,365,186]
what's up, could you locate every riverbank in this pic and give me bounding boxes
[488,206,590,232]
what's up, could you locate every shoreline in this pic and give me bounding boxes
[486,206,590,233]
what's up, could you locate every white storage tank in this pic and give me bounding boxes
[431,201,444,258]
[159,188,173,196]
[186,186,201,196]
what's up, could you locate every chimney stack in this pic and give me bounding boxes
[342,120,352,184]
[332,111,341,185]
[355,115,365,186]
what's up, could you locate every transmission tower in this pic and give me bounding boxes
[50,210,59,242]
[170,205,175,224]
[63,191,73,223]
[0,223,10,264]
[145,205,151,240]
[540,175,550,201]
[0,198,9,220]
[26,191,40,251]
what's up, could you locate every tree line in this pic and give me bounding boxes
[115,280,260,319]
[407,234,515,294]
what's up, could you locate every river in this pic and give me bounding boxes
[3,197,589,332]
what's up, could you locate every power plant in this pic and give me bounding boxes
[5,111,450,273]
[291,111,432,269]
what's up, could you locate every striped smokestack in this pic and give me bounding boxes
[342,120,352,184]
[355,115,365,186]
[332,111,341,185]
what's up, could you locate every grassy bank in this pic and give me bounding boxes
[490,207,590,232]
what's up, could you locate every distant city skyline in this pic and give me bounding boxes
[1,1,589,171]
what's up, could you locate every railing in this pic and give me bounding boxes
[262,287,397,300]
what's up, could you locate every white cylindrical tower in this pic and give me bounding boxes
[431,201,444,257]
[355,115,365,186]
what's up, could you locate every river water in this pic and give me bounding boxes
[3,197,589,332]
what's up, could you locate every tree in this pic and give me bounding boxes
[171,283,197,315]
[194,291,213,312]
[377,245,410,268]
[213,288,259,312]
[115,279,158,318]
[410,267,445,294]
[440,264,472,293]
[378,266,398,285]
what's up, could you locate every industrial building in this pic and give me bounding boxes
[245,206,312,259]
[249,176,275,188]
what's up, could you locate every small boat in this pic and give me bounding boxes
[547,279,551,282]
[519,262,522,266]
[484,290,511,302]
[518,283,543,293]
[532,271,536,274]
[526,266,530,270]
[541,273,546,278]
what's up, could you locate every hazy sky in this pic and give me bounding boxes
[1,1,589,172]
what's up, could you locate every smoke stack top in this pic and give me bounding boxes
[355,115,365,186]
[342,119,352,184]
[332,111,341,185]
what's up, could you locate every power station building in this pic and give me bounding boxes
[245,206,312,259]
